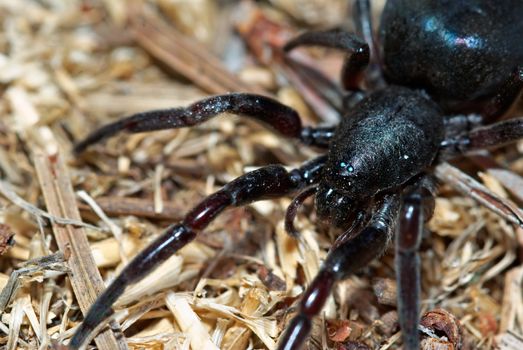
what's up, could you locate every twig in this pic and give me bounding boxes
[378,331,402,350]
[33,151,127,350]
[76,196,191,220]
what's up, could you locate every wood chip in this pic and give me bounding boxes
[372,278,397,307]
[165,292,219,350]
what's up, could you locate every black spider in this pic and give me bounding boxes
[69,0,523,349]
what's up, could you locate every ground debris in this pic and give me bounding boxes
[0,0,520,349]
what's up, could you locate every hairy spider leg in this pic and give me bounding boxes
[73,93,335,154]
[68,156,327,349]
[276,193,400,350]
[440,117,523,157]
[353,0,385,90]
[395,176,436,350]
[284,186,317,238]
[283,29,370,92]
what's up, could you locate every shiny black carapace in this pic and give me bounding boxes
[69,0,523,349]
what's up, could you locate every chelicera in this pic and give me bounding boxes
[69,0,523,349]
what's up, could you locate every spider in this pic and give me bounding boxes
[69,0,523,349]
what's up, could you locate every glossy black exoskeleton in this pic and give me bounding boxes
[316,87,444,228]
[381,0,523,119]
[68,1,523,349]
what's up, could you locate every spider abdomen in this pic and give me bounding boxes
[324,86,444,198]
[381,0,523,117]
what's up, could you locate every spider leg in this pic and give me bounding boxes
[396,175,436,350]
[440,117,523,158]
[68,156,326,349]
[284,29,370,91]
[353,0,385,89]
[73,93,335,153]
[481,66,523,121]
[277,193,400,350]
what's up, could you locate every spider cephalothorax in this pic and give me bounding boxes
[324,87,443,197]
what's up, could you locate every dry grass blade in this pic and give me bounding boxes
[165,292,219,350]
[486,168,523,203]
[116,254,186,306]
[194,296,278,350]
[499,266,523,334]
[76,190,126,264]
[1,0,520,349]
[0,252,66,315]
[7,295,27,350]
[0,181,102,232]
[469,153,523,202]
[435,162,523,227]
[496,331,523,350]
[130,6,266,96]
[33,151,127,350]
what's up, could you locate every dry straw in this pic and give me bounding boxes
[0,1,521,349]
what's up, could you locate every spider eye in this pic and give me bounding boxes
[339,162,354,175]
